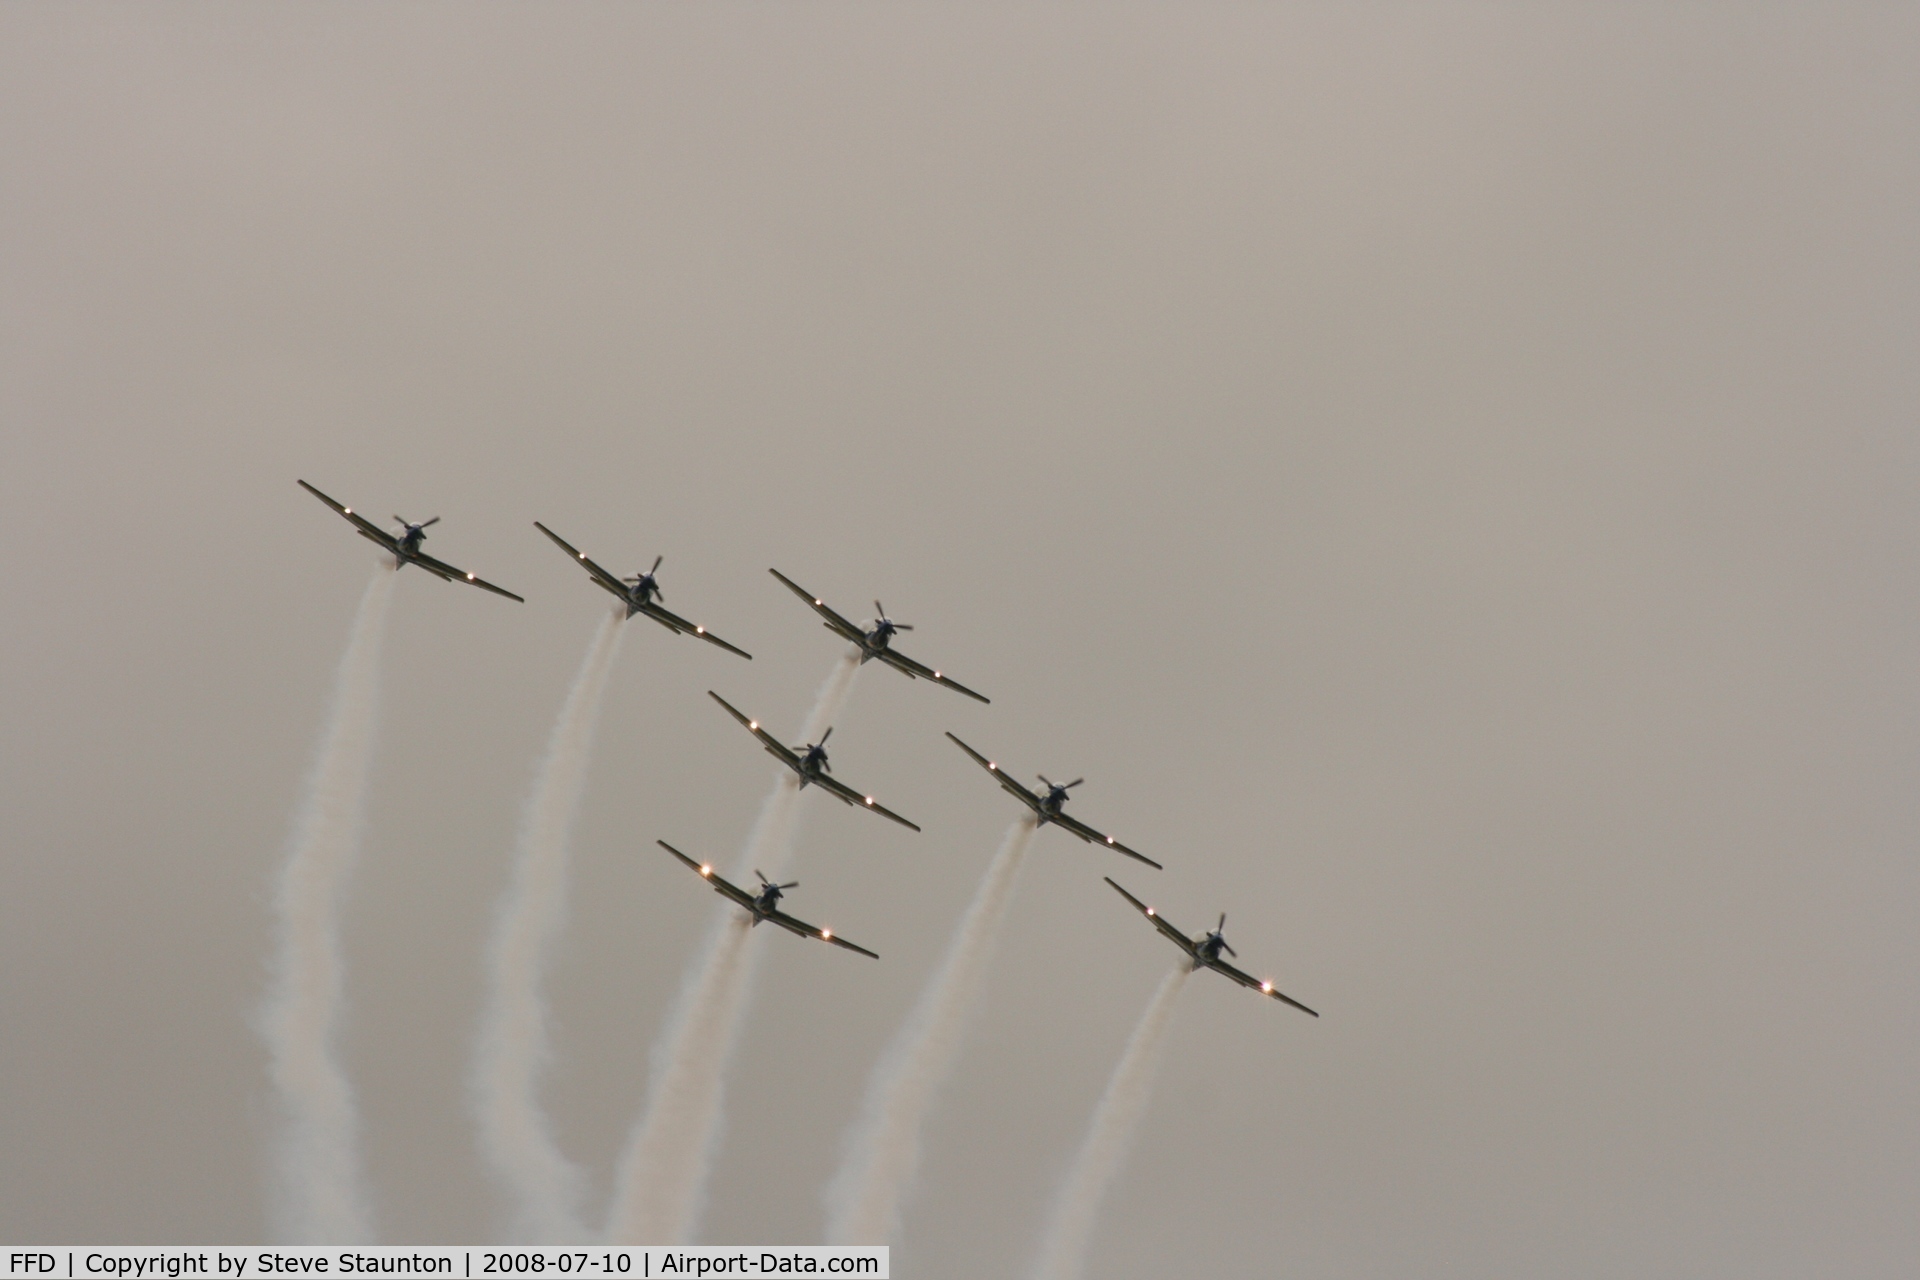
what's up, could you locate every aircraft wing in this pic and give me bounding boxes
[299,480,400,552]
[659,841,760,913]
[1207,956,1319,1017]
[768,568,867,644]
[534,522,632,600]
[811,770,922,832]
[944,732,1044,811]
[708,692,803,771]
[1052,810,1162,869]
[410,550,526,602]
[763,907,879,959]
[1104,877,1201,959]
[877,648,990,704]
[637,601,753,660]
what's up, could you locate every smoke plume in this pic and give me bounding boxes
[823,816,1039,1245]
[259,564,398,1243]
[1028,965,1192,1280]
[474,608,627,1242]
[604,650,862,1243]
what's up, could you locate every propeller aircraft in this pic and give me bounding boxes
[945,732,1160,868]
[709,692,921,832]
[298,480,523,601]
[768,569,988,703]
[1105,877,1317,1016]
[534,522,751,658]
[659,841,877,958]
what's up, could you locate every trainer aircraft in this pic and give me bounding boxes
[709,692,921,832]
[1105,877,1317,1016]
[768,569,988,703]
[299,480,523,601]
[534,522,750,658]
[945,732,1160,868]
[659,841,877,958]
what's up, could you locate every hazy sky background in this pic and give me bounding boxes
[4,5,1918,1275]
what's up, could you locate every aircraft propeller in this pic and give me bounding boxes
[796,727,834,770]
[623,555,665,596]
[755,870,800,891]
[1038,774,1085,792]
[1212,914,1238,957]
[874,601,914,632]
[395,514,440,531]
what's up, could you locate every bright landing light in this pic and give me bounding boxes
[700,865,712,877]
[864,797,875,805]
[821,929,833,939]
[749,721,758,730]
[1261,981,1273,993]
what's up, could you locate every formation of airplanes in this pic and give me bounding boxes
[297,479,1317,1011]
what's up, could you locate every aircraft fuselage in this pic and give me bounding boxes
[857,623,899,660]
[794,747,830,788]
[624,577,660,616]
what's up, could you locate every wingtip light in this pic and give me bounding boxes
[865,796,875,806]
[1261,981,1273,994]
[1146,907,1156,916]
[699,865,712,877]
[466,573,476,581]
[821,928,833,939]
[749,720,758,730]
[696,626,705,634]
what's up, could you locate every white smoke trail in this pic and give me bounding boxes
[260,563,398,1243]
[824,816,1039,1245]
[474,608,627,1242]
[1028,965,1192,1280]
[604,650,862,1244]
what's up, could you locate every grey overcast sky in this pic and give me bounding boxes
[3,4,1918,1275]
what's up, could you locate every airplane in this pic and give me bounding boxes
[768,568,989,703]
[944,732,1161,868]
[1105,877,1318,1016]
[709,691,921,832]
[533,522,751,659]
[298,480,524,601]
[659,840,878,958]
